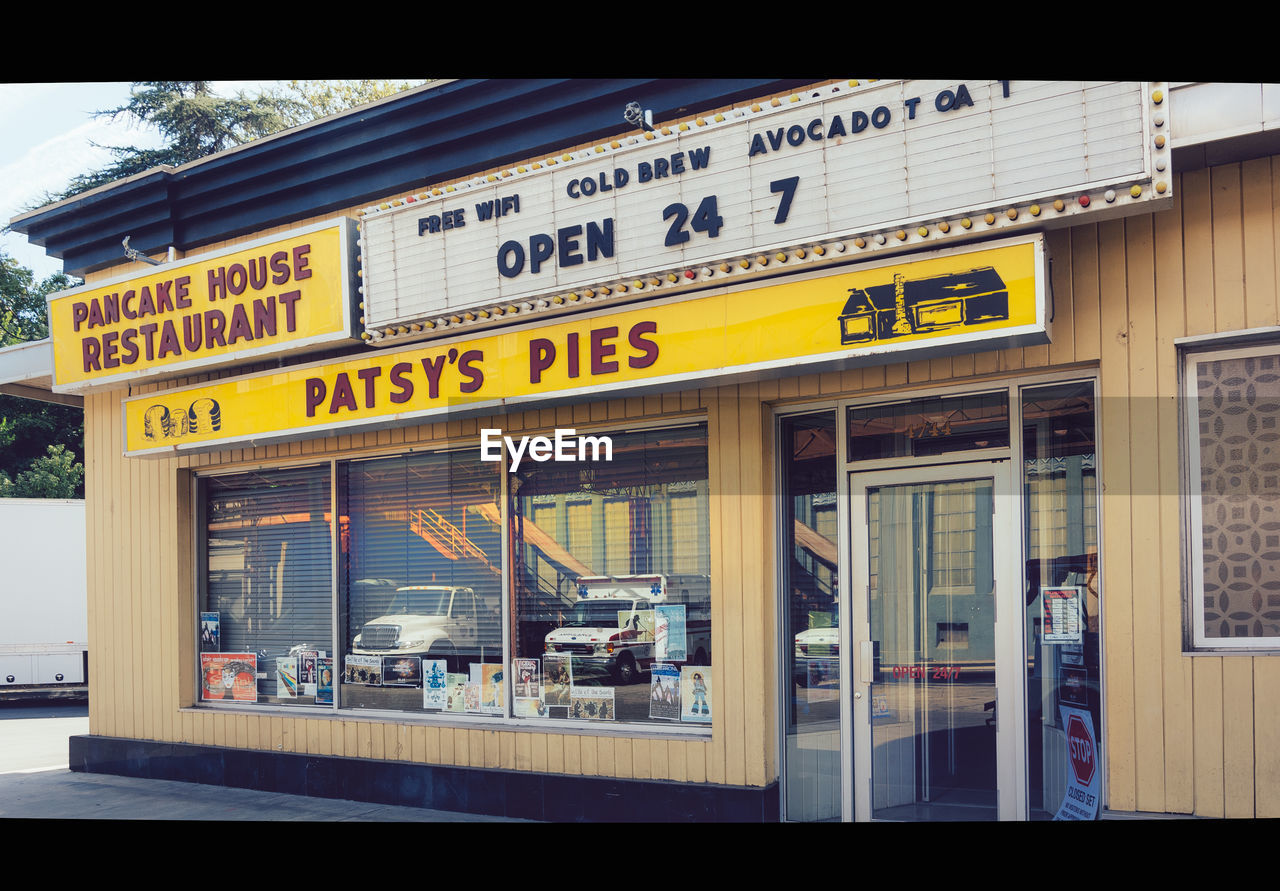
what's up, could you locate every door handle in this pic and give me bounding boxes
[860,640,874,685]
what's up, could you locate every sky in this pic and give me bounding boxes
[0,82,277,282]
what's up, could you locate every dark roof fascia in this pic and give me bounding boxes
[13,78,814,277]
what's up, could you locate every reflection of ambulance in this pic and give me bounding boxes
[543,575,709,685]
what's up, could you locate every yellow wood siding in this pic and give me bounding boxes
[84,377,772,786]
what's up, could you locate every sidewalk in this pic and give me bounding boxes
[0,768,532,821]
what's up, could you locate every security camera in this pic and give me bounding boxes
[624,101,654,132]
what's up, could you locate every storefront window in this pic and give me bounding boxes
[780,411,840,821]
[1185,344,1280,648]
[198,465,333,706]
[509,424,712,726]
[338,449,503,712]
[1021,381,1100,819]
[848,392,1009,462]
[195,427,712,725]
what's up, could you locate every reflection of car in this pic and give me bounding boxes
[351,585,480,670]
[794,624,839,687]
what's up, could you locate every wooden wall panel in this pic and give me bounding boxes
[1097,218,1138,812]
[1152,176,1195,815]
[1255,658,1280,817]
[1124,213,1167,813]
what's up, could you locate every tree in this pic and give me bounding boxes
[49,80,425,202]
[0,252,84,497]
[52,82,313,200]
[0,444,84,499]
[0,254,72,344]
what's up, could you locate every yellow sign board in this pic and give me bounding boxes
[48,218,359,392]
[123,236,1047,456]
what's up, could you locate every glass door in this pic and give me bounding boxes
[849,461,1022,820]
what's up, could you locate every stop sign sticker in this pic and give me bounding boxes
[1066,714,1095,784]
[1056,706,1099,820]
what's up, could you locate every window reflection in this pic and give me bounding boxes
[782,412,841,821]
[1021,381,1100,820]
[510,425,712,725]
[339,450,503,712]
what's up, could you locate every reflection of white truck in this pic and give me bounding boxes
[0,499,88,699]
[794,621,839,687]
[350,585,483,669]
[543,575,710,685]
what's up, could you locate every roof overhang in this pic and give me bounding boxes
[0,339,81,406]
[9,79,813,277]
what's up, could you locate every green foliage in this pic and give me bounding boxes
[0,392,83,488]
[52,82,311,200]
[0,255,73,344]
[1,252,84,497]
[0,444,84,499]
[49,80,424,202]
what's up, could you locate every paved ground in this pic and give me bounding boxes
[0,699,529,821]
[0,769,527,821]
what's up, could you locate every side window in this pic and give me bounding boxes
[509,424,713,726]
[338,448,503,711]
[1185,343,1280,648]
[197,464,333,706]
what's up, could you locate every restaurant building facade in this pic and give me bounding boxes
[6,79,1280,820]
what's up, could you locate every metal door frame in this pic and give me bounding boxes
[846,459,1026,821]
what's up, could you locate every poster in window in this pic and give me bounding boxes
[344,654,382,686]
[1042,586,1084,643]
[680,666,712,723]
[316,658,334,705]
[514,698,547,717]
[649,663,682,721]
[276,656,299,698]
[1060,666,1089,707]
[200,612,220,652]
[569,686,615,721]
[542,654,572,707]
[298,650,319,695]
[618,609,656,642]
[655,605,687,661]
[423,659,448,709]
[445,673,468,712]
[382,656,423,687]
[475,663,504,715]
[513,658,540,698]
[512,658,541,716]
[200,653,257,702]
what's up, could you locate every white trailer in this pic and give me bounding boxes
[0,498,88,699]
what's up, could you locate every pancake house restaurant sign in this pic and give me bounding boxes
[122,235,1047,456]
[359,80,1167,338]
[47,219,360,393]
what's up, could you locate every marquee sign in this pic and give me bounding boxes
[122,235,1047,456]
[47,218,360,393]
[359,81,1166,340]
